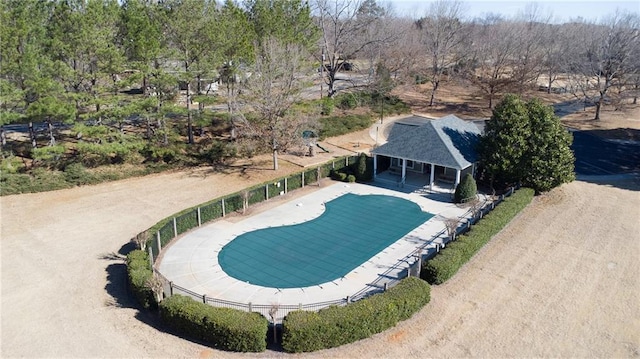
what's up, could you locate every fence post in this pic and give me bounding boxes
[298,303,302,310]
[383,282,388,291]
[156,231,162,252]
[222,198,226,217]
[332,160,335,169]
[202,294,206,304]
[346,156,349,166]
[248,302,252,312]
[172,217,178,237]
[197,207,201,227]
[265,184,269,201]
[169,281,174,296]
[285,177,288,193]
[148,246,154,266]
[302,171,305,188]
[346,296,350,303]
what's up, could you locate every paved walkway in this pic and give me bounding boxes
[157,181,472,322]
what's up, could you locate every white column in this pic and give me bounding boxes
[401,158,407,185]
[429,164,435,191]
[373,155,378,179]
[455,168,461,187]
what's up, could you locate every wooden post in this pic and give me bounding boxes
[302,172,305,188]
[265,184,269,201]
[285,177,288,193]
[197,207,201,226]
[222,198,226,217]
[173,217,177,237]
[156,231,161,252]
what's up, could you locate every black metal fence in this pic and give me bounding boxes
[141,155,359,264]
[139,165,520,323]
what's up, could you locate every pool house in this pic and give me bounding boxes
[371,115,482,191]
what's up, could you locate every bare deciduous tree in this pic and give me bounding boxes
[465,17,520,108]
[416,0,467,106]
[566,12,640,120]
[313,0,396,97]
[237,37,318,170]
[440,216,461,241]
[146,273,164,304]
[133,231,149,251]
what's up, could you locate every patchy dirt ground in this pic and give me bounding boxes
[2,86,639,358]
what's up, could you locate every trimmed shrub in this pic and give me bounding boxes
[126,250,156,310]
[454,173,477,203]
[422,187,534,284]
[347,174,356,183]
[281,277,430,353]
[353,153,373,182]
[160,295,268,352]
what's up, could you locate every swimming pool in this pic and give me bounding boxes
[217,193,434,288]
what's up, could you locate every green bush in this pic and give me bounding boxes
[454,173,477,203]
[320,97,335,115]
[353,153,373,182]
[160,295,268,352]
[319,114,374,139]
[347,174,356,182]
[281,277,430,353]
[126,250,156,310]
[63,163,96,185]
[422,187,535,284]
[330,170,348,181]
[334,93,357,110]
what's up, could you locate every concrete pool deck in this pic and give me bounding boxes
[157,181,474,322]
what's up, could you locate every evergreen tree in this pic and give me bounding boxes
[454,173,477,203]
[478,94,530,187]
[478,94,575,193]
[522,99,575,192]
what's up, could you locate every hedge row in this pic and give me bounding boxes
[421,187,535,284]
[126,250,156,310]
[281,277,430,353]
[159,295,268,352]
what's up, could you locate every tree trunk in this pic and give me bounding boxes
[272,138,278,170]
[29,122,37,148]
[0,127,6,148]
[47,120,55,146]
[594,100,602,120]
[187,82,194,144]
[429,80,440,107]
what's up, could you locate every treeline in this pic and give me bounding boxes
[0,0,638,190]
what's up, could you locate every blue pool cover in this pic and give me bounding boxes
[217,193,434,288]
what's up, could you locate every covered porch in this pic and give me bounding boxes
[370,114,482,196]
[372,156,475,193]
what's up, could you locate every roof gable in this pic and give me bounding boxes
[372,115,481,170]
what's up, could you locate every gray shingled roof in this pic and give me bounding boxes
[372,115,481,170]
